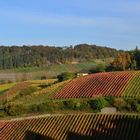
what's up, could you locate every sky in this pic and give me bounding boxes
[0,0,140,50]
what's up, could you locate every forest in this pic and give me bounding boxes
[0,44,117,69]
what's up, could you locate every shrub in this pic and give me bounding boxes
[88,98,109,111]
[105,96,115,105]
[0,80,6,84]
[18,86,37,97]
[113,98,127,111]
[57,72,76,82]
[7,80,13,83]
[132,100,140,112]
[4,103,26,116]
[29,101,64,113]
[63,100,83,110]
[41,76,47,80]
[89,63,106,73]
[0,110,6,117]
[29,104,39,113]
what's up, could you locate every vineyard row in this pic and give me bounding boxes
[0,113,140,140]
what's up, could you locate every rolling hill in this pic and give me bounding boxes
[53,71,140,99]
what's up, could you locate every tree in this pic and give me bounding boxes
[57,72,76,82]
[110,52,132,71]
[133,46,140,69]
[89,63,106,73]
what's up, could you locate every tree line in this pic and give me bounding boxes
[0,44,117,69]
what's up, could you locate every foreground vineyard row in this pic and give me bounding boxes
[0,113,140,140]
[53,71,140,99]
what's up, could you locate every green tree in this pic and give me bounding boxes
[57,72,76,82]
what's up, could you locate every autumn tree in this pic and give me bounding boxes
[110,52,132,71]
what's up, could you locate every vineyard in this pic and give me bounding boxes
[0,113,140,140]
[0,79,57,102]
[53,71,140,99]
[0,82,31,101]
[0,71,140,139]
[12,80,70,105]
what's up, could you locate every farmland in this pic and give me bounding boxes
[53,71,140,99]
[1,71,140,118]
[1,71,140,139]
[0,79,57,103]
[0,113,140,140]
[0,61,97,81]
[1,0,140,139]
[0,83,16,94]
[10,80,70,105]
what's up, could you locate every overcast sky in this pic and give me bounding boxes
[0,0,140,50]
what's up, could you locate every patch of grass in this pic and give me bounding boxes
[0,83,16,92]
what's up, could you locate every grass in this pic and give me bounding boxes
[0,62,97,81]
[0,83,16,93]
[26,79,57,84]
[0,61,97,73]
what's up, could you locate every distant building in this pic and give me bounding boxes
[77,73,88,77]
[71,61,79,64]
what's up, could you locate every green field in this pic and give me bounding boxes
[0,83,16,92]
[0,62,97,81]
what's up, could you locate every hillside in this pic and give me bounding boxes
[53,71,140,99]
[0,44,117,69]
[1,71,140,118]
[0,72,140,140]
[0,61,98,81]
[0,79,58,103]
[0,113,140,140]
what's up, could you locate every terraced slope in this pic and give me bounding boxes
[53,71,140,99]
[0,114,140,140]
[0,82,30,100]
[0,79,57,102]
[0,82,31,101]
[12,80,70,105]
[0,83,16,93]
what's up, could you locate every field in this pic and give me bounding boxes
[0,83,16,94]
[0,113,140,140]
[0,79,57,103]
[1,71,140,117]
[0,71,140,140]
[10,80,70,105]
[0,62,97,81]
[53,71,140,99]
